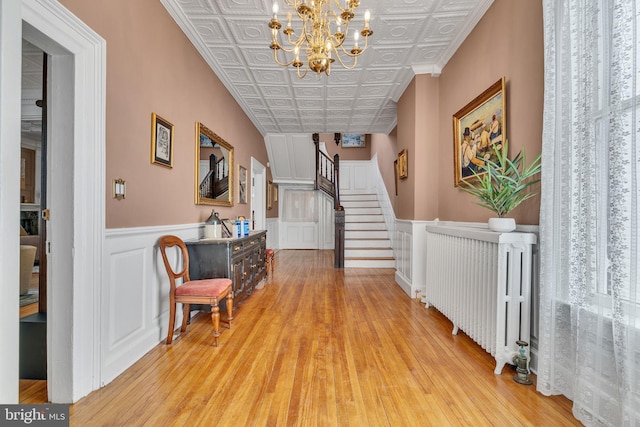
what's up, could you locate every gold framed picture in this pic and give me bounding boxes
[452,77,506,186]
[398,149,408,179]
[150,113,174,168]
[239,165,247,204]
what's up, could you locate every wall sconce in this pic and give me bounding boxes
[113,178,126,200]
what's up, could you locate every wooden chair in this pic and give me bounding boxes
[158,235,233,346]
[266,248,275,276]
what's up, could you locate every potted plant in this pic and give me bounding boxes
[459,140,542,232]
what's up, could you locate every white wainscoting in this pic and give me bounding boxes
[101,224,200,385]
[318,191,335,249]
[394,220,429,298]
[265,217,279,250]
[339,160,374,194]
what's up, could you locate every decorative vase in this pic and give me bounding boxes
[488,217,516,232]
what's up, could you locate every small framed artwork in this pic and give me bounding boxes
[341,133,366,148]
[394,159,399,195]
[398,149,408,179]
[239,165,247,204]
[150,113,173,168]
[453,77,506,186]
[267,180,273,210]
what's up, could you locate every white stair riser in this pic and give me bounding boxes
[345,239,391,248]
[344,207,382,215]
[346,230,389,239]
[341,201,379,208]
[345,248,394,258]
[345,214,384,221]
[345,222,386,230]
[341,194,377,201]
[345,259,397,268]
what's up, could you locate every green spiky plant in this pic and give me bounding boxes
[459,140,542,218]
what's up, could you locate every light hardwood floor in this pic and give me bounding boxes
[21,250,579,426]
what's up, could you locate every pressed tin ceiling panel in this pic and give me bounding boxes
[161,0,494,136]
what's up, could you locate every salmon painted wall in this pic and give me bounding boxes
[317,133,371,160]
[396,0,544,224]
[396,79,416,219]
[60,0,269,228]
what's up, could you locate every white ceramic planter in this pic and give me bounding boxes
[488,217,516,232]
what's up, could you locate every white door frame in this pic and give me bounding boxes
[0,0,106,403]
[0,0,24,404]
[251,157,266,231]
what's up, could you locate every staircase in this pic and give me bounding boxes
[341,193,395,268]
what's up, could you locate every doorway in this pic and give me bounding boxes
[0,0,105,404]
[251,157,266,231]
[18,40,47,390]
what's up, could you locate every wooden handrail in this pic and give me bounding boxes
[200,158,229,199]
[313,133,344,267]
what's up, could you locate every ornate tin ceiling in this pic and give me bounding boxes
[162,0,493,136]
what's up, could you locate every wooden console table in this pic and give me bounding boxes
[185,230,267,307]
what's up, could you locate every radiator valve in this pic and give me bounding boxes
[512,340,533,385]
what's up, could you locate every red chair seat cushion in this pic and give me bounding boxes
[266,249,274,257]
[175,278,232,297]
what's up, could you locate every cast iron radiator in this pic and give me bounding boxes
[423,223,536,374]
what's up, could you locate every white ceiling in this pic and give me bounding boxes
[161,0,494,136]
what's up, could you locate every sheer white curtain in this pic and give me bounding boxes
[538,1,639,425]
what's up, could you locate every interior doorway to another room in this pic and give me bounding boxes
[251,158,266,231]
[19,39,48,393]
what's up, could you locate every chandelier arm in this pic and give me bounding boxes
[295,63,310,79]
[272,46,299,67]
[331,49,359,70]
[335,35,369,57]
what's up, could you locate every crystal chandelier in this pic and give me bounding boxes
[268,0,373,78]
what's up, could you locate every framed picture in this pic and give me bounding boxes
[267,180,273,210]
[453,77,506,186]
[398,149,408,179]
[341,133,366,148]
[150,113,173,168]
[394,159,399,195]
[238,165,247,204]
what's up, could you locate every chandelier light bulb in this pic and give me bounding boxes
[272,2,279,18]
[364,10,370,28]
[354,30,359,48]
